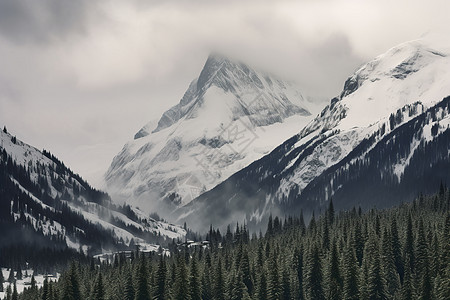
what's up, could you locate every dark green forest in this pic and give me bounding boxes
[0,145,177,271]
[8,187,450,300]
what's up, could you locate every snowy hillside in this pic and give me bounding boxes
[0,268,59,298]
[175,37,450,232]
[277,37,450,198]
[105,54,325,215]
[0,127,186,257]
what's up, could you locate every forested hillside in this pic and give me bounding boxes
[11,187,450,300]
[177,95,450,233]
[0,127,185,273]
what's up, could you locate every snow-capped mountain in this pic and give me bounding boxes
[175,37,450,232]
[105,53,325,215]
[0,127,185,256]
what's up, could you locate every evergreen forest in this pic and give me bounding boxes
[6,187,450,300]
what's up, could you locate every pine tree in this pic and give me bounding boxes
[327,241,342,300]
[50,280,58,300]
[42,278,49,300]
[375,215,381,236]
[293,246,304,300]
[189,257,201,300]
[299,210,306,234]
[322,221,330,251]
[404,214,415,274]
[135,257,151,300]
[16,268,22,281]
[366,234,388,300]
[267,251,280,300]
[5,284,12,300]
[327,198,335,225]
[437,264,450,300]
[353,223,364,266]
[241,249,253,295]
[257,270,268,300]
[257,243,264,272]
[415,219,429,282]
[30,275,37,290]
[61,262,82,300]
[229,269,246,300]
[305,245,324,300]
[168,260,176,291]
[91,272,105,300]
[418,263,433,300]
[401,257,414,300]
[213,258,226,300]
[201,263,213,300]
[381,229,400,298]
[8,268,14,283]
[47,281,54,300]
[123,269,134,300]
[390,217,404,282]
[173,257,190,300]
[309,213,316,234]
[266,215,274,237]
[0,267,4,292]
[105,269,122,300]
[440,213,450,276]
[343,241,359,300]
[12,281,18,300]
[153,255,166,300]
[431,232,440,277]
[439,181,445,199]
[280,265,291,300]
[265,242,271,259]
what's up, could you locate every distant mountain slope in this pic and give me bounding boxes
[174,37,450,232]
[0,127,185,263]
[105,54,325,215]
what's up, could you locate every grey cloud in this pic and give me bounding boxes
[313,33,354,60]
[303,33,365,97]
[0,0,90,44]
[0,0,449,188]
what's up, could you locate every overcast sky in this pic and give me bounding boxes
[0,0,449,187]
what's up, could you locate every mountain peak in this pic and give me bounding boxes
[140,53,310,137]
[106,54,323,214]
[142,53,245,136]
[196,53,228,90]
[172,36,450,232]
[196,52,249,92]
[340,38,448,100]
[204,52,229,65]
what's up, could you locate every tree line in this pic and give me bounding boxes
[7,186,450,300]
[0,141,181,272]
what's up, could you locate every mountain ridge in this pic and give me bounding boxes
[105,53,326,214]
[173,37,450,232]
[0,126,186,261]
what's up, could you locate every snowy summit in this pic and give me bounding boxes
[105,53,325,215]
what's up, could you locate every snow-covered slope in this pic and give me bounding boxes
[0,128,185,255]
[175,36,450,232]
[277,37,450,196]
[105,54,325,214]
[0,268,58,298]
